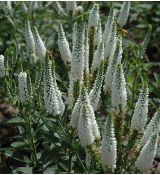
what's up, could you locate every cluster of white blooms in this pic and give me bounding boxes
[70,94,82,128]
[117,1,130,27]
[77,87,100,147]
[92,42,104,72]
[111,63,127,115]
[130,84,149,132]
[58,23,71,65]
[104,36,122,92]
[18,72,28,103]
[33,26,46,61]
[101,116,117,169]
[70,21,85,82]
[25,21,35,54]
[0,55,5,78]
[140,109,160,147]
[66,1,77,14]
[95,20,102,46]
[135,134,158,173]
[25,21,37,64]
[88,3,100,27]
[102,7,114,43]
[68,20,85,108]
[43,57,64,116]
[104,22,117,59]
[89,61,104,111]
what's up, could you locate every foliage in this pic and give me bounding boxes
[0,1,160,174]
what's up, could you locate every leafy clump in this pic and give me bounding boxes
[0,1,158,174]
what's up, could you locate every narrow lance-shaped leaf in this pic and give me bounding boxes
[139,24,152,59]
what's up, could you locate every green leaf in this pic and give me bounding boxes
[11,141,26,148]
[12,167,33,174]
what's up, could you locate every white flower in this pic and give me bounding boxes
[78,87,100,147]
[117,1,130,27]
[33,26,46,61]
[66,1,77,13]
[25,20,35,54]
[78,103,95,147]
[71,21,85,81]
[92,42,104,72]
[101,116,117,169]
[70,94,82,128]
[89,61,104,111]
[104,36,122,92]
[43,56,64,116]
[140,109,160,147]
[88,3,100,27]
[102,7,114,43]
[104,22,117,59]
[111,63,127,115]
[130,84,149,133]
[135,134,158,173]
[18,72,28,103]
[58,22,71,65]
[95,19,102,46]
[0,55,5,78]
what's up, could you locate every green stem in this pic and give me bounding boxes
[27,114,38,167]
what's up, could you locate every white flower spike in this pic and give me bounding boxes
[140,109,160,147]
[18,72,28,103]
[104,22,117,59]
[78,87,100,147]
[92,42,104,72]
[88,3,100,27]
[102,6,114,43]
[58,22,71,65]
[130,83,149,133]
[43,54,64,116]
[117,1,130,27]
[25,20,35,54]
[101,116,117,170]
[135,134,158,173]
[104,36,122,92]
[33,26,46,61]
[89,61,104,111]
[111,63,127,115]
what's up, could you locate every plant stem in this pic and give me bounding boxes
[27,114,38,167]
